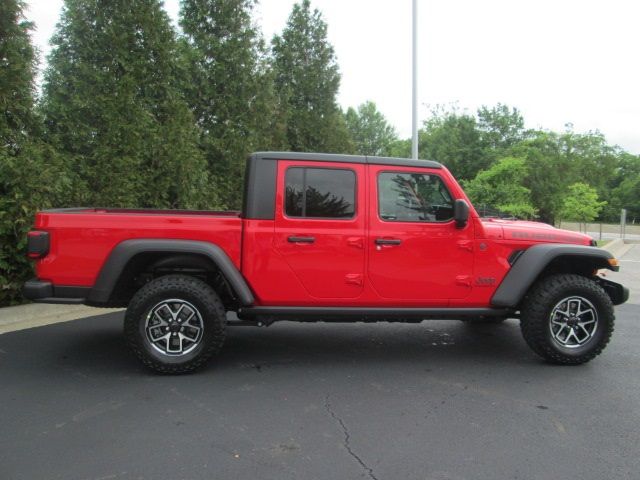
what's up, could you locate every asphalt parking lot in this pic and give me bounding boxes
[1,247,639,480]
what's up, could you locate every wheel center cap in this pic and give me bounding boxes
[169,322,181,333]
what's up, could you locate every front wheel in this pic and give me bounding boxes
[124,275,226,374]
[520,274,614,365]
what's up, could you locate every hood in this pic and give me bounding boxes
[481,218,593,245]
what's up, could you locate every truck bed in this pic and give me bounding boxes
[33,208,243,287]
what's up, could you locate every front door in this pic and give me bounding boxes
[367,165,474,303]
[273,160,366,299]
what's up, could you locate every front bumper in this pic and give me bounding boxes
[595,278,630,306]
[23,279,89,305]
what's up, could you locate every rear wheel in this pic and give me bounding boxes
[520,274,614,365]
[124,275,226,374]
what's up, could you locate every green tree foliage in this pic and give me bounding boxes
[415,107,635,224]
[511,131,568,224]
[464,157,537,218]
[344,101,397,156]
[477,103,527,152]
[387,138,412,158]
[180,0,281,209]
[41,0,207,209]
[511,128,624,224]
[560,182,606,223]
[608,154,640,222]
[0,0,70,304]
[0,0,36,146]
[561,128,619,201]
[610,176,640,223]
[419,106,489,180]
[272,0,353,154]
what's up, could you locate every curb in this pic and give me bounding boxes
[0,303,123,335]
[602,239,636,259]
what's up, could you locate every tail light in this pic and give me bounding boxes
[27,231,49,259]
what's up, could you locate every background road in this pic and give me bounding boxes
[1,247,639,480]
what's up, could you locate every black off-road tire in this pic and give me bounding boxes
[520,274,614,365]
[124,275,226,374]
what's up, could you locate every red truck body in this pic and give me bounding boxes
[32,157,592,309]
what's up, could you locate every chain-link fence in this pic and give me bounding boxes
[476,204,638,241]
[557,220,640,241]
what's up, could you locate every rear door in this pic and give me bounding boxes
[367,165,474,303]
[273,160,366,299]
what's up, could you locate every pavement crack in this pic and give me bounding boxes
[325,395,379,480]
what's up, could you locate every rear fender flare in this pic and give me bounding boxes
[87,239,254,306]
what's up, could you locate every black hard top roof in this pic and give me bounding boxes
[252,151,442,169]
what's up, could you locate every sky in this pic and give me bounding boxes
[24,0,640,154]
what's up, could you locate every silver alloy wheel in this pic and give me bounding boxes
[549,296,598,349]
[145,299,204,356]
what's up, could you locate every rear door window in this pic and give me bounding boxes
[285,167,356,219]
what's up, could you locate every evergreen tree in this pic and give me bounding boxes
[345,101,397,156]
[180,0,280,209]
[0,0,36,149]
[0,0,69,304]
[41,0,207,209]
[272,0,353,154]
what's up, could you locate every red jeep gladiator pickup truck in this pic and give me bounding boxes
[24,152,628,373]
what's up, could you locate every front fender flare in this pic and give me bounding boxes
[491,244,616,308]
[87,239,255,306]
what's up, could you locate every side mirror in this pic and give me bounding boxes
[454,199,469,229]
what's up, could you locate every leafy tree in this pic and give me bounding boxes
[477,103,527,152]
[344,101,397,156]
[272,0,353,154]
[387,138,411,158]
[609,175,640,223]
[510,128,624,224]
[180,0,282,209]
[511,131,569,224]
[560,129,619,209]
[41,0,207,209]
[0,0,70,304]
[419,106,489,180]
[601,152,640,221]
[560,182,606,224]
[463,157,537,218]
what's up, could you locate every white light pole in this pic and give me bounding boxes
[411,0,418,159]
